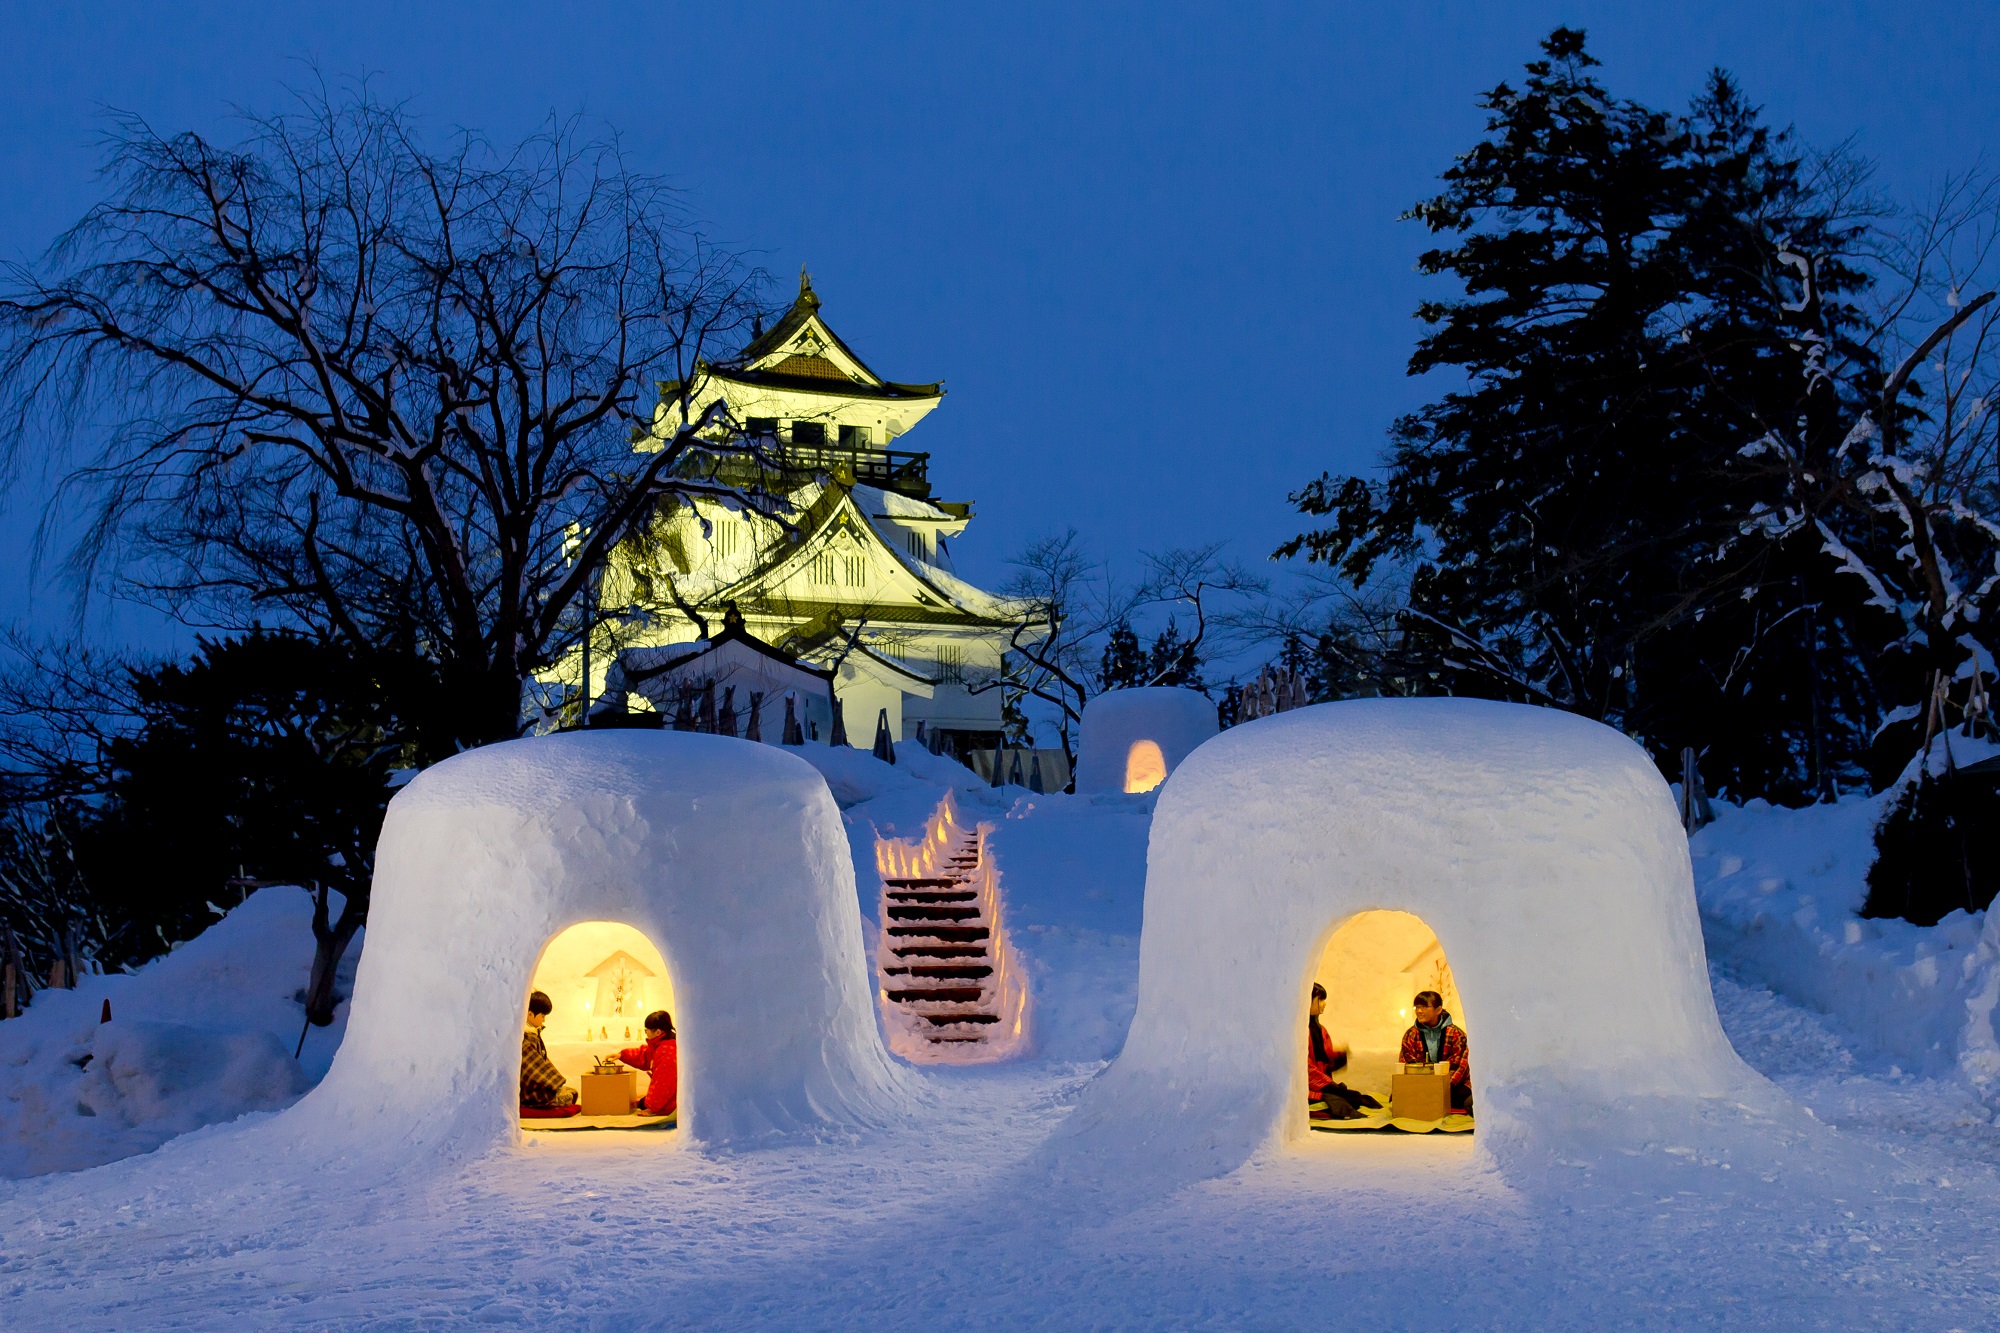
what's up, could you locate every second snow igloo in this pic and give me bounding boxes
[1070,698,1753,1174]
[304,730,913,1151]
[1073,686,1219,794]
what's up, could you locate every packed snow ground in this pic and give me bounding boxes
[2,740,1998,1327]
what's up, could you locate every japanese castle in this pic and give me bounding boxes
[588,273,1043,753]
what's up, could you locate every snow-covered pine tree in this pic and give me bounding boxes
[1279,27,1881,801]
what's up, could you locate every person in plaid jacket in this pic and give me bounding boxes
[520,990,577,1108]
[1398,989,1471,1113]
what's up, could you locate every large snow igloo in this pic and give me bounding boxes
[302,730,913,1150]
[1073,686,1219,794]
[1069,698,1752,1174]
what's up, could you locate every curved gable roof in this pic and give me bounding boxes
[724,273,943,402]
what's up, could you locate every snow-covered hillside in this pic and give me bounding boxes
[0,733,1996,1326]
[0,888,358,1178]
[1693,740,2000,1101]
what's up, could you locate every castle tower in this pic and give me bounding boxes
[594,273,1043,752]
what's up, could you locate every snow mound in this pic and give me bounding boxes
[1062,698,1764,1178]
[1073,687,1217,793]
[296,731,918,1156]
[0,887,344,1178]
[78,1021,308,1131]
[1692,747,2000,1100]
[778,736,978,808]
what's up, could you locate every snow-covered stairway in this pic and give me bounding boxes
[873,790,1029,1063]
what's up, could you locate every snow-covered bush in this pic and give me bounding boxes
[0,886,350,1177]
[1863,770,2000,925]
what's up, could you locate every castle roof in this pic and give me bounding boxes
[711,271,944,405]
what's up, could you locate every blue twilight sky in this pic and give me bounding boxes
[3,2,1998,654]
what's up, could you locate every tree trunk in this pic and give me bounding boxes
[303,881,367,1027]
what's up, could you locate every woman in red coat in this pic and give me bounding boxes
[1307,982,1380,1119]
[619,1009,678,1116]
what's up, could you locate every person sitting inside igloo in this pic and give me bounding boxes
[521,989,579,1112]
[618,1009,678,1118]
[1307,982,1381,1120]
[1399,989,1472,1114]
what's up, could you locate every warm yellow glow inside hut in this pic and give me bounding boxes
[1312,909,1464,1102]
[1123,739,1168,793]
[527,921,676,1088]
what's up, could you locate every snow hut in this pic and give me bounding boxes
[304,731,913,1149]
[1068,698,1753,1174]
[1073,687,1219,794]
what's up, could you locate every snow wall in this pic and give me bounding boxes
[299,731,916,1152]
[1064,698,1762,1177]
[1073,687,1219,793]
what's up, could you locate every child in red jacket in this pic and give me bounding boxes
[619,1009,678,1116]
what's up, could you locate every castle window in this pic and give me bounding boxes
[844,555,868,587]
[712,521,741,559]
[792,421,826,446]
[839,424,870,447]
[935,644,963,685]
[746,417,777,439]
[810,552,836,584]
[905,531,929,561]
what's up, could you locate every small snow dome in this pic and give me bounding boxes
[1074,687,1219,794]
[303,731,914,1151]
[1068,699,1751,1175]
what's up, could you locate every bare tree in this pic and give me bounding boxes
[982,530,1123,763]
[1131,544,1267,683]
[1752,171,2000,759]
[0,82,768,744]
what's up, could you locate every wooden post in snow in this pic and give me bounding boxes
[1,925,20,1019]
[1679,747,1714,832]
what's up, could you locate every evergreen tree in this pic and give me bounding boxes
[1144,618,1204,690]
[79,632,446,1018]
[1280,28,1879,800]
[1098,620,1147,691]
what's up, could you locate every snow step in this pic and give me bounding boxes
[882,964,992,980]
[887,925,989,942]
[886,904,981,922]
[919,1011,1001,1026]
[883,876,965,888]
[891,944,986,959]
[884,986,985,1004]
[885,889,978,903]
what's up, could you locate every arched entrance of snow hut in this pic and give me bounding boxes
[1305,909,1473,1132]
[1123,739,1168,793]
[519,921,678,1132]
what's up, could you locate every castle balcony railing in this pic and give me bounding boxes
[736,433,932,499]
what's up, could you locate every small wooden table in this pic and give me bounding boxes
[1390,1067,1453,1121]
[579,1069,638,1116]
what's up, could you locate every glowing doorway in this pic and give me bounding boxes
[1309,909,1471,1129]
[1124,740,1168,793]
[522,920,678,1131]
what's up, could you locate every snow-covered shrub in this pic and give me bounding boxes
[1863,770,2000,925]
